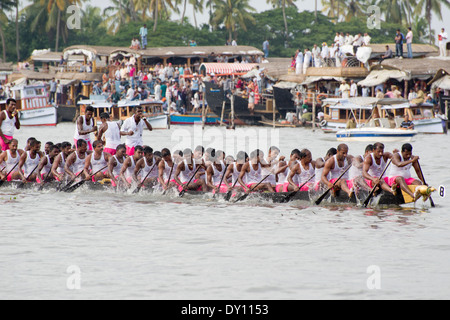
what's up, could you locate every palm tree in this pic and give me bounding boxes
[0,0,14,62]
[266,0,296,39]
[415,0,450,44]
[211,0,256,42]
[103,0,132,34]
[189,0,204,29]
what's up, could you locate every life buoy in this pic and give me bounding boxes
[317,94,327,104]
[320,120,328,127]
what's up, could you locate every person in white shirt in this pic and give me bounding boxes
[334,33,340,45]
[295,50,304,75]
[312,44,321,67]
[345,33,354,46]
[406,27,413,59]
[339,81,350,99]
[363,33,371,46]
[335,43,343,67]
[350,80,358,97]
[303,48,312,74]
[362,86,370,97]
[439,28,448,57]
[126,86,135,100]
[339,32,345,46]
[321,43,329,65]
[121,107,153,156]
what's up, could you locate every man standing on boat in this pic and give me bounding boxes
[122,106,153,156]
[74,106,97,151]
[97,112,132,156]
[0,99,20,152]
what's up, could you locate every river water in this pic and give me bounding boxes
[1,123,449,300]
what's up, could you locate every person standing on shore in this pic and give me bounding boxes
[395,29,404,59]
[439,28,448,57]
[140,24,148,50]
[406,27,413,59]
[0,99,20,152]
[263,39,270,58]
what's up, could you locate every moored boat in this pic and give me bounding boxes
[0,84,57,127]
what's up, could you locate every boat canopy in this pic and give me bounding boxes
[199,63,257,75]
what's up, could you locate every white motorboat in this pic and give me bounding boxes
[77,97,169,130]
[336,118,418,142]
[0,84,57,126]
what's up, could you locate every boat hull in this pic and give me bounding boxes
[323,119,445,134]
[0,181,408,207]
[147,114,169,130]
[19,106,58,127]
[336,128,418,142]
[169,113,225,125]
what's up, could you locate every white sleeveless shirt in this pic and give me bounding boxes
[1,110,16,137]
[5,150,20,173]
[23,151,41,177]
[389,153,412,179]
[207,161,226,186]
[104,121,121,150]
[74,115,94,142]
[112,155,124,177]
[247,162,261,184]
[91,152,108,174]
[180,159,197,184]
[71,152,86,174]
[330,155,349,180]
[368,154,387,178]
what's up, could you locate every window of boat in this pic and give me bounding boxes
[25,89,36,97]
[331,108,339,120]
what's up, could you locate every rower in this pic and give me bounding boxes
[74,106,97,151]
[314,148,337,190]
[321,144,354,197]
[37,144,60,183]
[122,106,153,156]
[206,152,227,193]
[108,144,127,187]
[65,139,90,181]
[24,137,37,152]
[83,140,112,182]
[224,151,248,192]
[238,149,275,193]
[120,145,144,187]
[287,149,316,192]
[0,98,20,152]
[263,146,283,191]
[44,142,54,155]
[51,141,73,182]
[96,112,132,155]
[0,139,24,181]
[362,142,394,194]
[276,149,301,193]
[174,148,207,192]
[157,148,177,191]
[18,139,43,183]
[351,144,374,192]
[387,143,425,200]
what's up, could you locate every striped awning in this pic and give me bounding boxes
[199,63,258,75]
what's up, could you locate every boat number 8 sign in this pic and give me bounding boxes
[439,186,445,198]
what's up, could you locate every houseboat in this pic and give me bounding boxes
[0,84,57,126]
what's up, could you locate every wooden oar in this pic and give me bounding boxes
[38,170,53,191]
[17,164,40,189]
[0,163,19,187]
[315,164,352,205]
[363,159,392,207]
[59,170,84,192]
[224,178,240,202]
[133,162,158,194]
[417,161,435,208]
[281,174,316,203]
[179,165,202,197]
[213,164,229,199]
[64,166,108,193]
[162,163,175,195]
[234,173,272,203]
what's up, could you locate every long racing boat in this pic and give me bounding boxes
[0,180,435,207]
